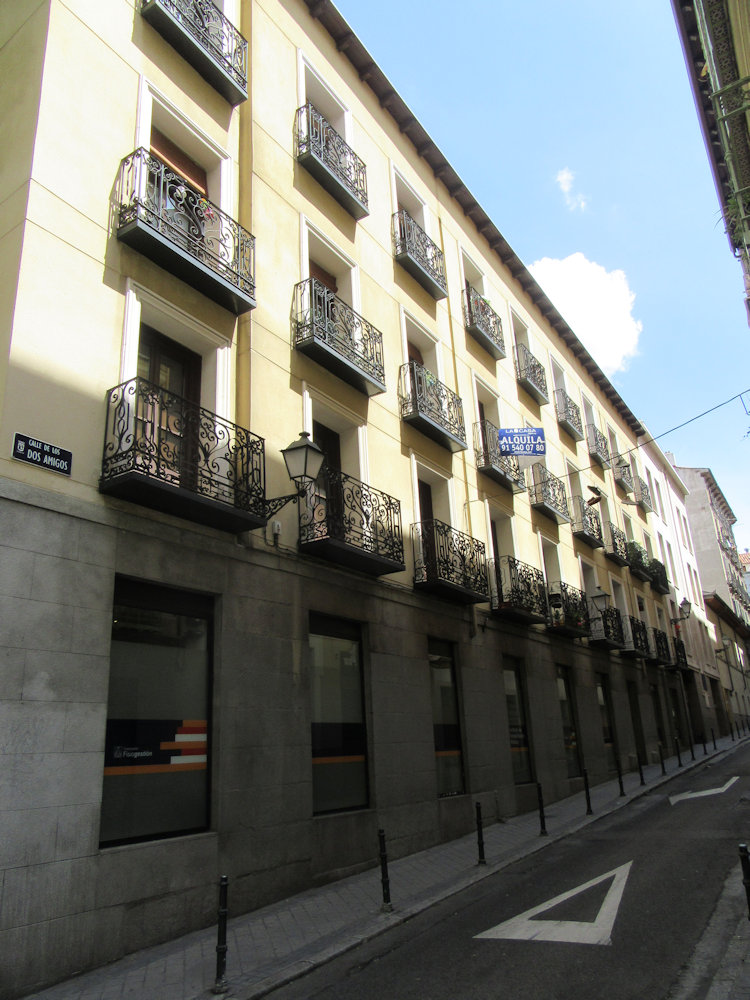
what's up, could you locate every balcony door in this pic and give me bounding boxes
[137,326,202,489]
[150,128,210,251]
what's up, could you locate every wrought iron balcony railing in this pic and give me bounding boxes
[627,541,652,582]
[621,616,649,657]
[586,424,611,469]
[392,210,447,299]
[292,278,385,395]
[547,581,590,637]
[528,463,570,523]
[462,286,505,359]
[604,522,629,566]
[514,344,549,405]
[589,606,625,648]
[116,147,256,314]
[490,555,548,623]
[298,469,404,576]
[140,0,248,105]
[570,495,604,548]
[635,476,653,513]
[613,459,634,493]
[294,103,368,219]
[473,420,526,493]
[649,558,670,595]
[554,388,583,440]
[672,637,688,668]
[99,377,266,532]
[647,627,671,664]
[399,361,467,452]
[413,519,488,604]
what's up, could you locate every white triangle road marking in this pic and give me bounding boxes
[669,776,739,806]
[474,861,633,946]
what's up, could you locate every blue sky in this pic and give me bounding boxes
[332,0,750,549]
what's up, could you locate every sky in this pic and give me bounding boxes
[331,0,750,550]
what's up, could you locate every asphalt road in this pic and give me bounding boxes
[266,745,750,1000]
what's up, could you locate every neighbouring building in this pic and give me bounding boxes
[672,0,750,320]
[1,1,745,995]
[670,461,750,727]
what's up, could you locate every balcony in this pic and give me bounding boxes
[473,420,526,493]
[649,558,670,595]
[554,388,583,440]
[490,555,548,623]
[298,470,404,576]
[294,103,368,219]
[589,606,625,649]
[604,522,629,566]
[99,377,266,532]
[613,459,634,494]
[672,637,688,668]
[621,616,649,658]
[635,476,653,513]
[586,424,611,469]
[140,0,248,105]
[398,361,467,452]
[647,627,671,665]
[514,344,549,405]
[413,520,488,604]
[570,495,604,548]
[528,464,570,524]
[392,210,447,299]
[116,148,255,314]
[462,286,505,359]
[292,278,385,396]
[547,581,590,638]
[627,542,652,582]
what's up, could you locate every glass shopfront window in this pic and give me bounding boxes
[309,615,368,814]
[556,664,582,778]
[100,580,212,846]
[504,659,533,784]
[430,639,464,797]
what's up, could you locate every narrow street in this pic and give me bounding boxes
[266,745,750,1000]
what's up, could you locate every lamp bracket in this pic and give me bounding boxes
[264,490,303,519]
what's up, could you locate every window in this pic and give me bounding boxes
[430,639,464,796]
[309,615,368,814]
[556,665,582,778]
[504,659,533,783]
[393,169,427,230]
[100,579,212,847]
[596,674,617,772]
[300,56,349,138]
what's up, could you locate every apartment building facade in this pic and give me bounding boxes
[672,0,750,320]
[0,1,732,994]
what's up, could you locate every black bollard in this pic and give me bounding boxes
[212,875,229,995]
[689,740,696,762]
[475,802,486,865]
[740,845,750,921]
[703,735,708,756]
[674,736,683,768]
[616,756,625,796]
[658,742,666,776]
[712,728,717,751]
[637,755,645,787]
[583,768,593,815]
[378,828,392,912]
[731,721,736,742]
[537,782,548,836]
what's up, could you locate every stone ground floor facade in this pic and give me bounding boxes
[0,478,730,999]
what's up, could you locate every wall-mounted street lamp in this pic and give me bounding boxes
[670,598,692,626]
[714,635,733,663]
[264,431,325,519]
[591,587,610,616]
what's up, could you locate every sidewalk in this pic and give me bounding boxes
[19,733,750,1000]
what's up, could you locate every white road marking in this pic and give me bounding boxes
[669,776,739,806]
[474,861,632,946]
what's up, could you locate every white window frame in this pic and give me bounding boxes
[297,51,352,139]
[300,217,361,310]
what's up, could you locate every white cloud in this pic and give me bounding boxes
[529,252,642,377]
[556,167,587,211]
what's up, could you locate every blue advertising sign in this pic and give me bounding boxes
[497,427,546,456]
